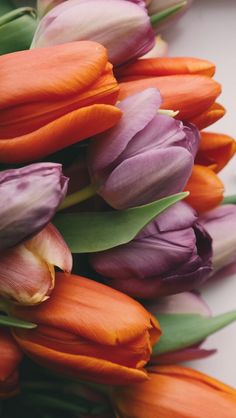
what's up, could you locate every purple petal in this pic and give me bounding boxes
[151,347,216,364]
[0,163,68,251]
[147,292,211,316]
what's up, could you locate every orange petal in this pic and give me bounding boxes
[0,104,122,163]
[196,131,236,172]
[118,75,221,120]
[190,102,226,130]
[116,57,215,80]
[0,329,22,399]
[185,165,224,213]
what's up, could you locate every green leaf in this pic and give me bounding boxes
[54,192,188,253]
[0,314,37,329]
[152,311,236,355]
[150,1,187,27]
[0,0,14,16]
[222,195,236,204]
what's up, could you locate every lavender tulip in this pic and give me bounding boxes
[0,163,68,251]
[32,0,155,66]
[89,88,199,210]
[90,202,212,298]
[199,204,236,272]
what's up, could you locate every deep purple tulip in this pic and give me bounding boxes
[199,204,236,272]
[89,88,199,210]
[90,202,213,298]
[0,163,68,251]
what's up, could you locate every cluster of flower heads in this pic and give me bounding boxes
[0,0,236,417]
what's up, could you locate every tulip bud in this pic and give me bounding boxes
[0,223,72,305]
[199,205,236,272]
[12,273,160,385]
[112,365,236,418]
[0,163,68,251]
[31,0,155,66]
[0,7,38,55]
[89,88,199,209]
[90,202,213,298]
[0,329,23,399]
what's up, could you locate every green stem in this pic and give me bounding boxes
[150,1,187,26]
[222,195,236,204]
[59,183,98,211]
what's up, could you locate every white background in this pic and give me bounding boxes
[164,0,236,386]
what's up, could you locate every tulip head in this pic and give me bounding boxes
[112,365,236,418]
[90,202,213,298]
[12,273,160,384]
[0,223,72,305]
[32,0,155,66]
[0,329,23,399]
[89,88,198,209]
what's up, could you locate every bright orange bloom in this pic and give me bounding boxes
[118,75,221,126]
[185,165,224,213]
[190,103,226,130]
[0,329,23,399]
[112,365,236,418]
[0,41,121,163]
[196,131,236,172]
[12,273,160,385]
[116,57,216,79]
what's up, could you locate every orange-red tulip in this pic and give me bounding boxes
[190,102,226,130]
[118,74,221,124]
[0,329,23,399]
[0,41,121,163]
[196,131,236,172]
[112,365,236,418]
[12,273,160,385]
[185,165,224,213]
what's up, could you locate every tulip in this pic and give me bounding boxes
[199,205,236,272]
[112,365,236,418]
[0,7,38,55]
[0,163,68,251]
[195,131,236,172]
[185,165,224,213]
[31,0,155,67]
[12,273,160,384]
[0,329,23,399]
[0,41,121,163]
[88,88,198,210]
[0,223,72,305]
[190,102,226,130]
[90,202,212,299]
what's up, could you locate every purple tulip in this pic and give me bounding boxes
[0,163,68,251]
[89,88,199,210]
[199,204,236,273]
[90,202,213,298]
[32,0,155,66]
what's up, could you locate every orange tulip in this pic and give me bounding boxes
[185,165,224,213]
[115,57,216,80]
[118,75,221,125]
[12,273,160,385]
[0,41,121,163]
[190,102,226,130]
[196,131,236,172]
[112,365,236,418]
[0,329,23,399]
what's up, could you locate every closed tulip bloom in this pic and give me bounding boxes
[0,329,23,399]
[199,205,236,272]
[31,0,155,67]
[89,88,198,210]
[0,41,121,163]
[185,165,224,213]
[196,131,236,172]
[0,163,68,251]
[12,273,160,384]
[112,365,236,418]
[90,202,212,298]
[0,223,72,305]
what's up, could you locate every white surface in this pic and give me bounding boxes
[164,0,236,386]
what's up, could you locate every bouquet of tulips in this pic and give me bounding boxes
[0,0,236,416]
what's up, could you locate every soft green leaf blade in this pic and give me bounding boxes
[54,192,188,253]
[0,314,36,329]
[0,0,14,16]
[222,195,236,204]
[153,311,236,355]
[151,1,187,26]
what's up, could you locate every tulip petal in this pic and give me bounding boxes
[148,292,211,316]
[151,347,216,364]
[190,102,225,130]
[0,329,22,399]
[0,104,122,163]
